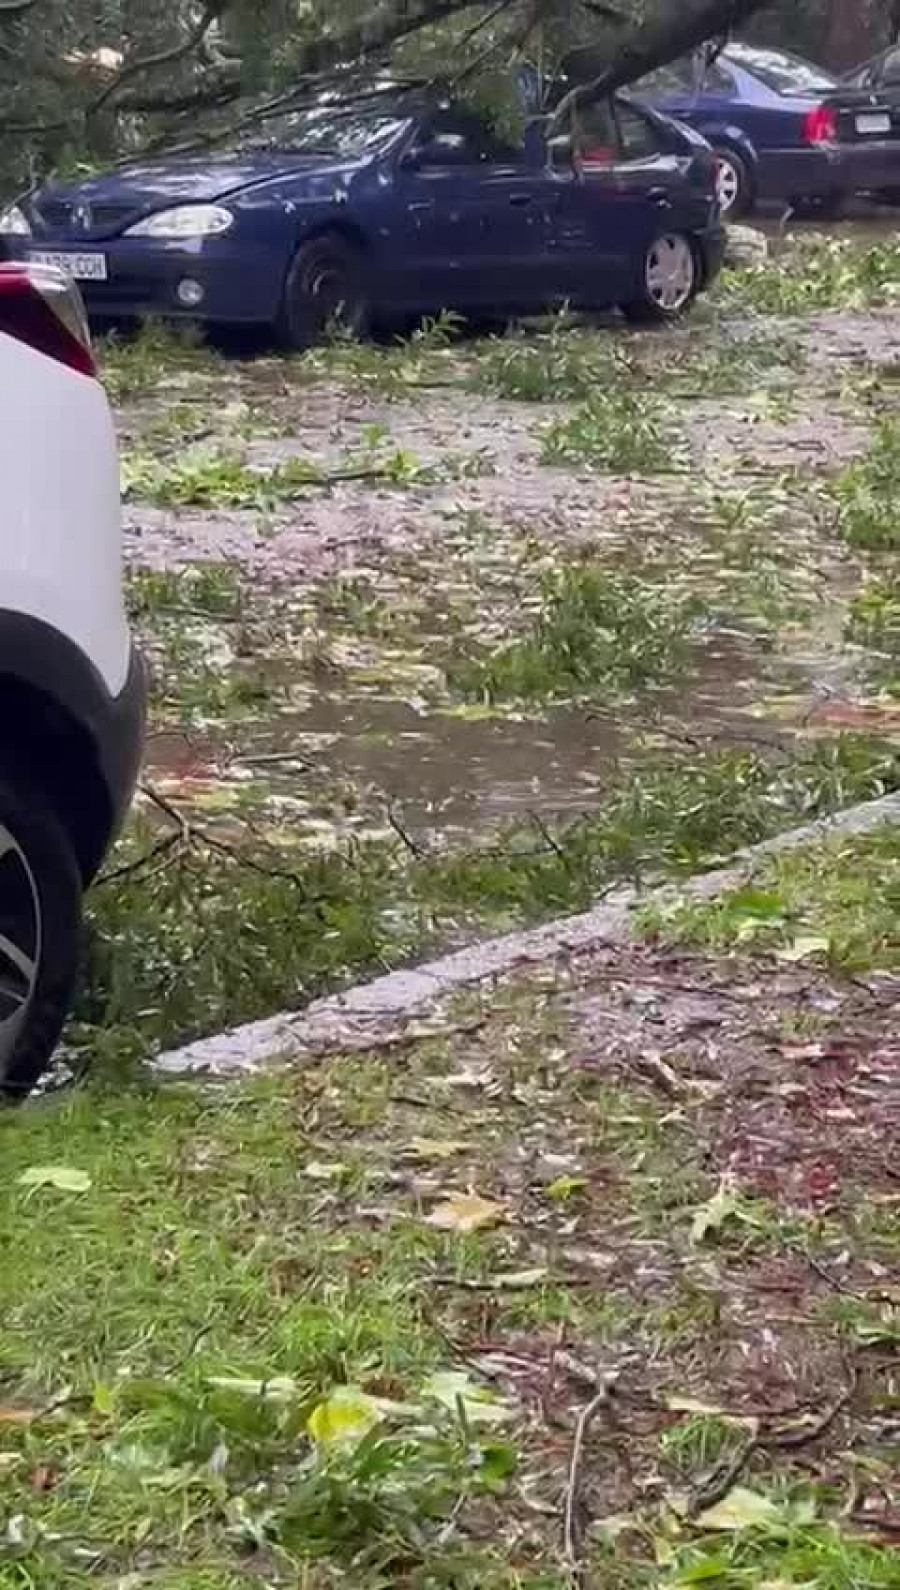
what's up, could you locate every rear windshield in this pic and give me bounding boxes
[727,43,837,96]
[223,103,410,157]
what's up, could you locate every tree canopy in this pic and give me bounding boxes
[0,0,895,190]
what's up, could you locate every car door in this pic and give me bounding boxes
[547,99,680,304]
[389,107,552,312]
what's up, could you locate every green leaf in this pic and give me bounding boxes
[691,1180,743,1244]
[17,1165,92,1194]
[207,1375,298,1403]
[695,1486,782,1531]
[422,1370,512,1426]
[546,1174,588,1202]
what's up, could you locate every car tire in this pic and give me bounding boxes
[0,768,83,1102]
[279,234,370,351]
[622,233,699,326]
[712,146,754,219]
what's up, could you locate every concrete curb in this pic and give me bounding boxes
[153,791,900,1078]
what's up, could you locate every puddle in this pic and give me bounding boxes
[143,622,830,846]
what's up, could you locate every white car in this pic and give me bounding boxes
[0,262,144,1098]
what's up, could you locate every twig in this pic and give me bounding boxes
[687,1423,761,1517]
[689,1357,858,1516]
[387,805,426,859]
[563,1380,617,1575]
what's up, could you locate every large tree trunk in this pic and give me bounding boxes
[824,0,878,70]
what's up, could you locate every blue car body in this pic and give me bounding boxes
[3,89,724,335]
[637,41,900,213]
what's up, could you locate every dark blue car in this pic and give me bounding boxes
[0,88,725,345]
[637,42,900,217]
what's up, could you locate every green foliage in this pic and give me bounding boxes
[719,237,900,315]
[449,567,701,702]
[474,321,632,403]
[78,735,897,1073]
[833,419,900,552]
[846,577,900,692]
[541,386,674,472]
[642,824,900,974]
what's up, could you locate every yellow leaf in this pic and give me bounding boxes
[307,1387,382,1447]
[695,1486,782,1531]
[775,935,830,963]
[426,1193,508,1233]
[407,1138,467,1162]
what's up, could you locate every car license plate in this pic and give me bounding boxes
[28,250,108,282]
[856,112,891,135]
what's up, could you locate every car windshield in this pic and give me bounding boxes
[224,103,410,157]
[727,43,837,96]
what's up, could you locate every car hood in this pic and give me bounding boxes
[35,149,357,213]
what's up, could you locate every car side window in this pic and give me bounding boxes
[572,97,619,167]
[412,108,520,167]
[615,104,663,162]
[635,61,693,96]
[702,60,737,95]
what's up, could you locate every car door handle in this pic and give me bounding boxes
[508,193,535,207]
[408,200,434,213]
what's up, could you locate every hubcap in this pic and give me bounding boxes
[645,234,695,314]
[0,825,40,1080]
[305,263,355,332]
[715,155,741,215]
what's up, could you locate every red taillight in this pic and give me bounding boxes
[802,105,838,146]
[0,263,95,376]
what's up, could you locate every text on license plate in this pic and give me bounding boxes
[856,112,891,135]
[29,250,107,282]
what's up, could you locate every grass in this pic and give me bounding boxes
[3,885,899,1584]
[640,822,900,974]
[448,566,701,702]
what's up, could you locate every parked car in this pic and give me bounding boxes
[0,88,725,342]
[636,41,900,217]
[844,43,900,97]
[0,262,144,1098]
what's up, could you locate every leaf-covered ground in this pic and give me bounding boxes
[3,230,900,1587]
[1,824,898,1586]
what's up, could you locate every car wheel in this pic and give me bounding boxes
[279,235,370,351]
[0,769,82,1102]
[622,233,699,325]
[712,146,753,219]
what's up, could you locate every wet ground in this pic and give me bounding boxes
[116,234,900,850]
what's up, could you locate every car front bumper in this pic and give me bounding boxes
[9,238,288,325]
[758,142,900,201]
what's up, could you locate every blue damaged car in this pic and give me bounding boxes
[0,86,725,344]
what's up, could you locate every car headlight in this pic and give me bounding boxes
[125,203,234,239]
[0,205,32,237]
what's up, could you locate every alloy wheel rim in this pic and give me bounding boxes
[645,235,695,313]
[306,263,355,330]
[715,156,741,214]
[0,824,40,1080]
